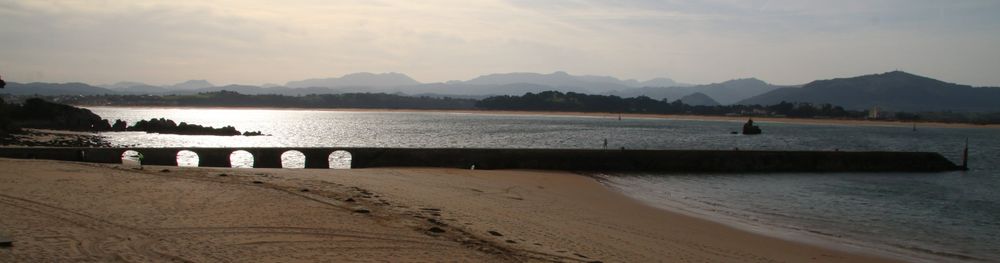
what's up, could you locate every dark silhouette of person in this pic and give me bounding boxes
[0,74,6,89]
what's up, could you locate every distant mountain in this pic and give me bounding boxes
[737,71,1000,112]
[166,80,214,90]
[640,77,687,88]
[392,82,588,97]
[679,92,720,106]
[460,71,677,93]
[608,78,781,105]
[2,82,118,95]
[285,72,420,88]
[100,80,212,94]
[117,84,169,94]
[100,81,168,94]
[693,78,782,105]
[101,81,150,90]
[13,71,685,97]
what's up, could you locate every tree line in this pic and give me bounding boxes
[44,91,478,110]
[5,90,999,124]
[476,91,866,118]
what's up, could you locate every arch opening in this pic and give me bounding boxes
[177,150,199,167]
[121,150,142,166]
[329,150,352,169]
[281,150,306,169]
[230,150,254,168]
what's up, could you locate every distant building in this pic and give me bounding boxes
[868,106,880,119]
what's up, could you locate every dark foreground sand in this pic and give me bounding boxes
[0,158,899,262]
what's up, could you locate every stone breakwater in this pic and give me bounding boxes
[0,147,962,173]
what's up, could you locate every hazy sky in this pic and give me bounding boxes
[1,0,999,86]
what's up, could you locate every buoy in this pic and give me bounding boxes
[962,138,969,170]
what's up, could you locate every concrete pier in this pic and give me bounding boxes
[0,147,963,173]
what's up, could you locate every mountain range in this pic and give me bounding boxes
[3,71,999,112]
[606,78,786,105]
[738,71,1000,112]
[285,72,420,88]
[678,92,721,106]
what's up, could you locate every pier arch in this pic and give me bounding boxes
[176,150,199,167]
[329,150,352,169]
[230,150,254,168]
[281,150,306,169]
[121,150,142,165]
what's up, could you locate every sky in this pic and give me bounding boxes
[1,0,999,86]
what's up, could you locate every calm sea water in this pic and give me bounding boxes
[87,107,999,262]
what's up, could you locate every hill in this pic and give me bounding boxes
[166,80,214,90]
[679,92,720,106]
[608,78,781,105]
[285,72,420,88]
[737,71,1000,112]
[2,82,118,96]
[460,71,679,94]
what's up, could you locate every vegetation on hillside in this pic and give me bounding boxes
[5,90,999,124]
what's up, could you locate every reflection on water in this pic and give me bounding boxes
[176,150,199,167]
[329,150,352,169]
[230,150,253,168]
[281,150,306,169]
[121,150,141,165]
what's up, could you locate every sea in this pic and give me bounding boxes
[86,106,1000,262]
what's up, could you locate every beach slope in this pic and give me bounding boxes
[0,158,897,262]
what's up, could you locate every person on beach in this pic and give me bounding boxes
[1,74,6,89]
[137,152,145,169]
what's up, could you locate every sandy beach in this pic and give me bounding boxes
[0,158,902,262]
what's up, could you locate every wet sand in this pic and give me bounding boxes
[0,158,899,262]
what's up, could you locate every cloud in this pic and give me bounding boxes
[1,0,999,86]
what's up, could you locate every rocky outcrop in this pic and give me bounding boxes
[112,120,127,131]
[10,98,111,131]
[742,119,761,135]
[0,98,263,140]
[127,118,252,136]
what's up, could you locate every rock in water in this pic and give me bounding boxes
[742,118,762,135]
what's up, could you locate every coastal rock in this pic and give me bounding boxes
[742,118,762,135]
[10,98,112,131]
[124,118,262,136]
[112,120,127,131]
[242,131,265,136]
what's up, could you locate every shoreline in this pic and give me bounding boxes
[0,158,901,262]
[0,128,110,147]
[82,105,1000,129]
[593,175,957,263]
